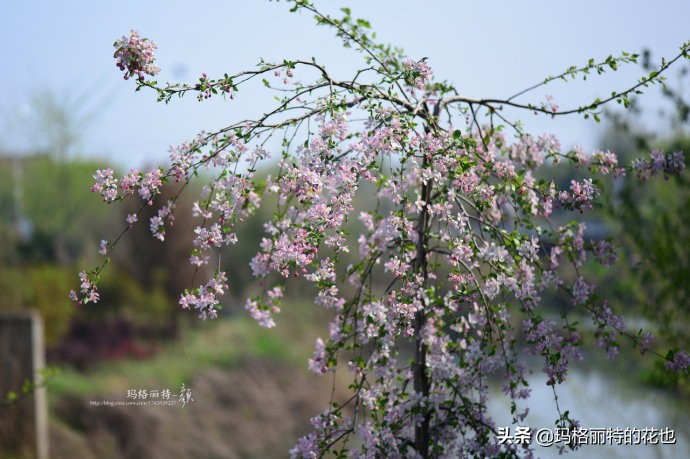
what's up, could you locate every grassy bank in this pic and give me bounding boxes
[47,299,329,399]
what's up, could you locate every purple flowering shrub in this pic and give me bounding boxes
[73,2,690,457]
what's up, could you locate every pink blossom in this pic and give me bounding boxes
[308,338,332,374]
[403,58,433,90]
[571,277,592,305]
[189,254,209,267]
[632,149,686,179]
[138,168,163,202]
[113,30,160,81]
[92,168,118,202]
[638,331,654,354]
[178,271,228,320]
[665,351,690,372]
[73,271,100,305]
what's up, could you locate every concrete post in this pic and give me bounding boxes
[0,310,48,459]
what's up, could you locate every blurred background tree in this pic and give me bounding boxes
[595,50,690,392]
[0,91,202,366]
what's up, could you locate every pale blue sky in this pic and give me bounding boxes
[2,1,689,168]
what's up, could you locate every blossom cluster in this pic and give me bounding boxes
[92,167,164,206]
[402,58,433,90]
[666,350,690,372]
[113,30,160,81]
[559,179,599,212]
[178,271,228,320]
[69,271,99,305]
[632,149,685,179]
[244,286,284,328]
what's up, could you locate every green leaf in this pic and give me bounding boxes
[356,18,371,29]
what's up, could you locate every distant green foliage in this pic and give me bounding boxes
[0,154,117,265]
[0,155,183,348]
[609,136,690,348]
[0,265,75,346]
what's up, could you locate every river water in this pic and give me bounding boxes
[488,365,690,458]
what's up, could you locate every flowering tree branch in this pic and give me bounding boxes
[73,2,690,457]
